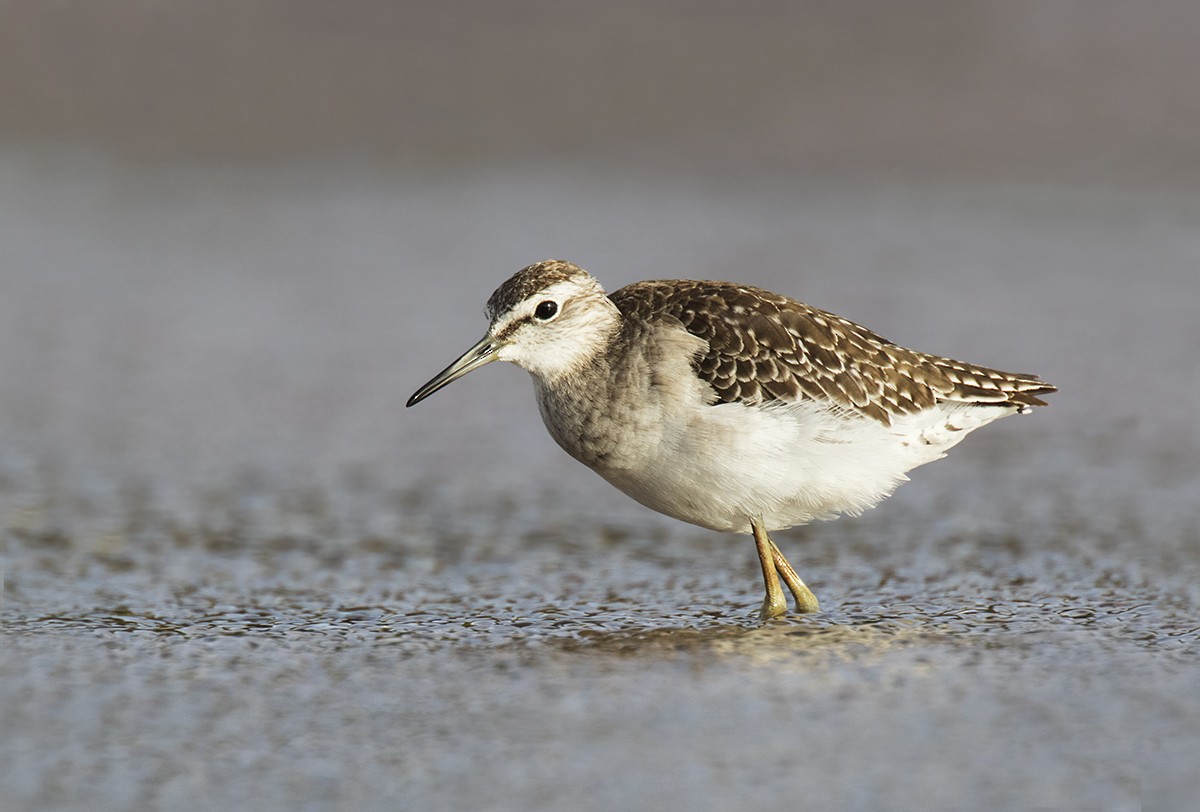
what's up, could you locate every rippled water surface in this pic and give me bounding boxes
[2,155,1198,811]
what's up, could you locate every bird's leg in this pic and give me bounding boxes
[769,540,821,614]
[751,518,787,619]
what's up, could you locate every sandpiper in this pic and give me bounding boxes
[407,260,1055,618]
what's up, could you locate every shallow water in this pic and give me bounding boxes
[2,154,1198,811]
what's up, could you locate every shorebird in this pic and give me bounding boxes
[407,260,1055,618]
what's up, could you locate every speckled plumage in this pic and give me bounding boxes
[408,259,1056,617]
[610,278,1053,423]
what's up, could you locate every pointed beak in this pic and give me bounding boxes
[406,333,503,407]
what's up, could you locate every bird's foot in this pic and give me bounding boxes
[759,593,789,620]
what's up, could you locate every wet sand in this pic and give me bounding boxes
[1,156,1197,811]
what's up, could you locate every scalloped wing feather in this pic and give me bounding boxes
[609,280,1055,426]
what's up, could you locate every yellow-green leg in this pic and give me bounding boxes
[769,540,821,614]
[751,518,788,619]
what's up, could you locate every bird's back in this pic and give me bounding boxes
[609,279,1055,425]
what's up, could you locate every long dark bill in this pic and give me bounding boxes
[406,334,501,407]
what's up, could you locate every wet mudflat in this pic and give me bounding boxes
[2,155,1197,811]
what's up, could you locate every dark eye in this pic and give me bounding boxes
[534,300,558,320]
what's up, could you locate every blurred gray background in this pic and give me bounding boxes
[3,1,1199,183]
[4,1,1200,181]
[2,3,1198,812]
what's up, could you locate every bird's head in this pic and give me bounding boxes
[406,260,619,407]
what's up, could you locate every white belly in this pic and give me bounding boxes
[592,397,1018,534]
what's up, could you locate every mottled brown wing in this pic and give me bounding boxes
[610,280,1055,425]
